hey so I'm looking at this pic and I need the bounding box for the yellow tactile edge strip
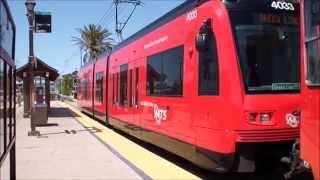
[59,101,201,180]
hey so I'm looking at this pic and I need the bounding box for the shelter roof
[16,57,59,81]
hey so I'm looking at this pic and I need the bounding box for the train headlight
[260,113,272,123]
[248,113,257,122]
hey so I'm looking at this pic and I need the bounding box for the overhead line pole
[115,0,120,40]
[114,0,142,42]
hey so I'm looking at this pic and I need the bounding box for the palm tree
[73,24,113,63]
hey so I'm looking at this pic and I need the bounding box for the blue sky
[9,0,184,74]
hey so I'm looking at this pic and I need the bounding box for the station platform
[15,101,200,179]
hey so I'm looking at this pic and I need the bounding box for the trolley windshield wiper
[305,35,320,43]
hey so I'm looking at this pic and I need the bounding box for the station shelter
[16,58,59,117]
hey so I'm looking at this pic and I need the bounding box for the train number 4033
[271,1,295,11]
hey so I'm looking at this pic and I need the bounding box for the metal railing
[0,0,17,179]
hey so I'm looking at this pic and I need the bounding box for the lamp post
[26,0,39,136]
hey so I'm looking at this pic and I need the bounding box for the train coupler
[281,140,311,179]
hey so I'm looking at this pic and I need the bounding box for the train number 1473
[271,1,295,11]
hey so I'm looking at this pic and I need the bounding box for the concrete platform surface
[61,101,200,180]
[16,101,142,180]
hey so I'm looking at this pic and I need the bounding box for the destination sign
[260,13,298,25]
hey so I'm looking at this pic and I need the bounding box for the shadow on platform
[36,123,59,127]
[49,107,80,118]
[38,127,102,137]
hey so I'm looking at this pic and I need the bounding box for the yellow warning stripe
[59,101,200,180]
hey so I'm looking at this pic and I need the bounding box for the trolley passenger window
[305,0,320,85]
[77,78,81,96]
[95,72,103,103]
[120,64,128,106]
[80,80,83,99]
[135,67,139,106]
[129,69,133,107]
[82,79,84,100]
[147,46,184,96]
[198,29,219,95]
[83,79,88,100]
[112,74,115,104]
[116,73,119,104]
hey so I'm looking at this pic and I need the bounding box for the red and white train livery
[78,0,301,172]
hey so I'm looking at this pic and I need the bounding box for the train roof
[111,0,209,52]
[81,0,209,69]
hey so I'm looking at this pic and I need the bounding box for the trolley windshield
[228,1,300,94]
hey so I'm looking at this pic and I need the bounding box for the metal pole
[26,0,39,136]
[11,69,17,180]
[10,142,16,180]
[26,0,35,114]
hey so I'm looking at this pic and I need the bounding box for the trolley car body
[78,0,301,172]
[301,0,320,179]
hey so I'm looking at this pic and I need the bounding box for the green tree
[72,24,113,63]
[61,74,73,96]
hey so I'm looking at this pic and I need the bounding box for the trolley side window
[305,0,320,85]
[80,80,83,100]
[95,72,103,103]
[112,73,115,104]
[135,67,139,106]
[82,79,85,100]
[77,78,81,96]
[198,30,219,95]
[129,69,133,107]
[116,72,119,104]
[86,79,89,100]
[147,46,184,96]
[83,79,88,100]
[120,64,128,106]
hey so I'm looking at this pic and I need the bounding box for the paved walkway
[62,102,200,180]
[14,100,308,180]
[16,101,142,179]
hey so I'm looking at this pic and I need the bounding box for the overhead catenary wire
[97,2,115,25]
[62,0,183,73]
[61,1,115,74]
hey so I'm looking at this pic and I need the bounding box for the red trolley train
[78,0,301,172]
[301,0,320,179]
